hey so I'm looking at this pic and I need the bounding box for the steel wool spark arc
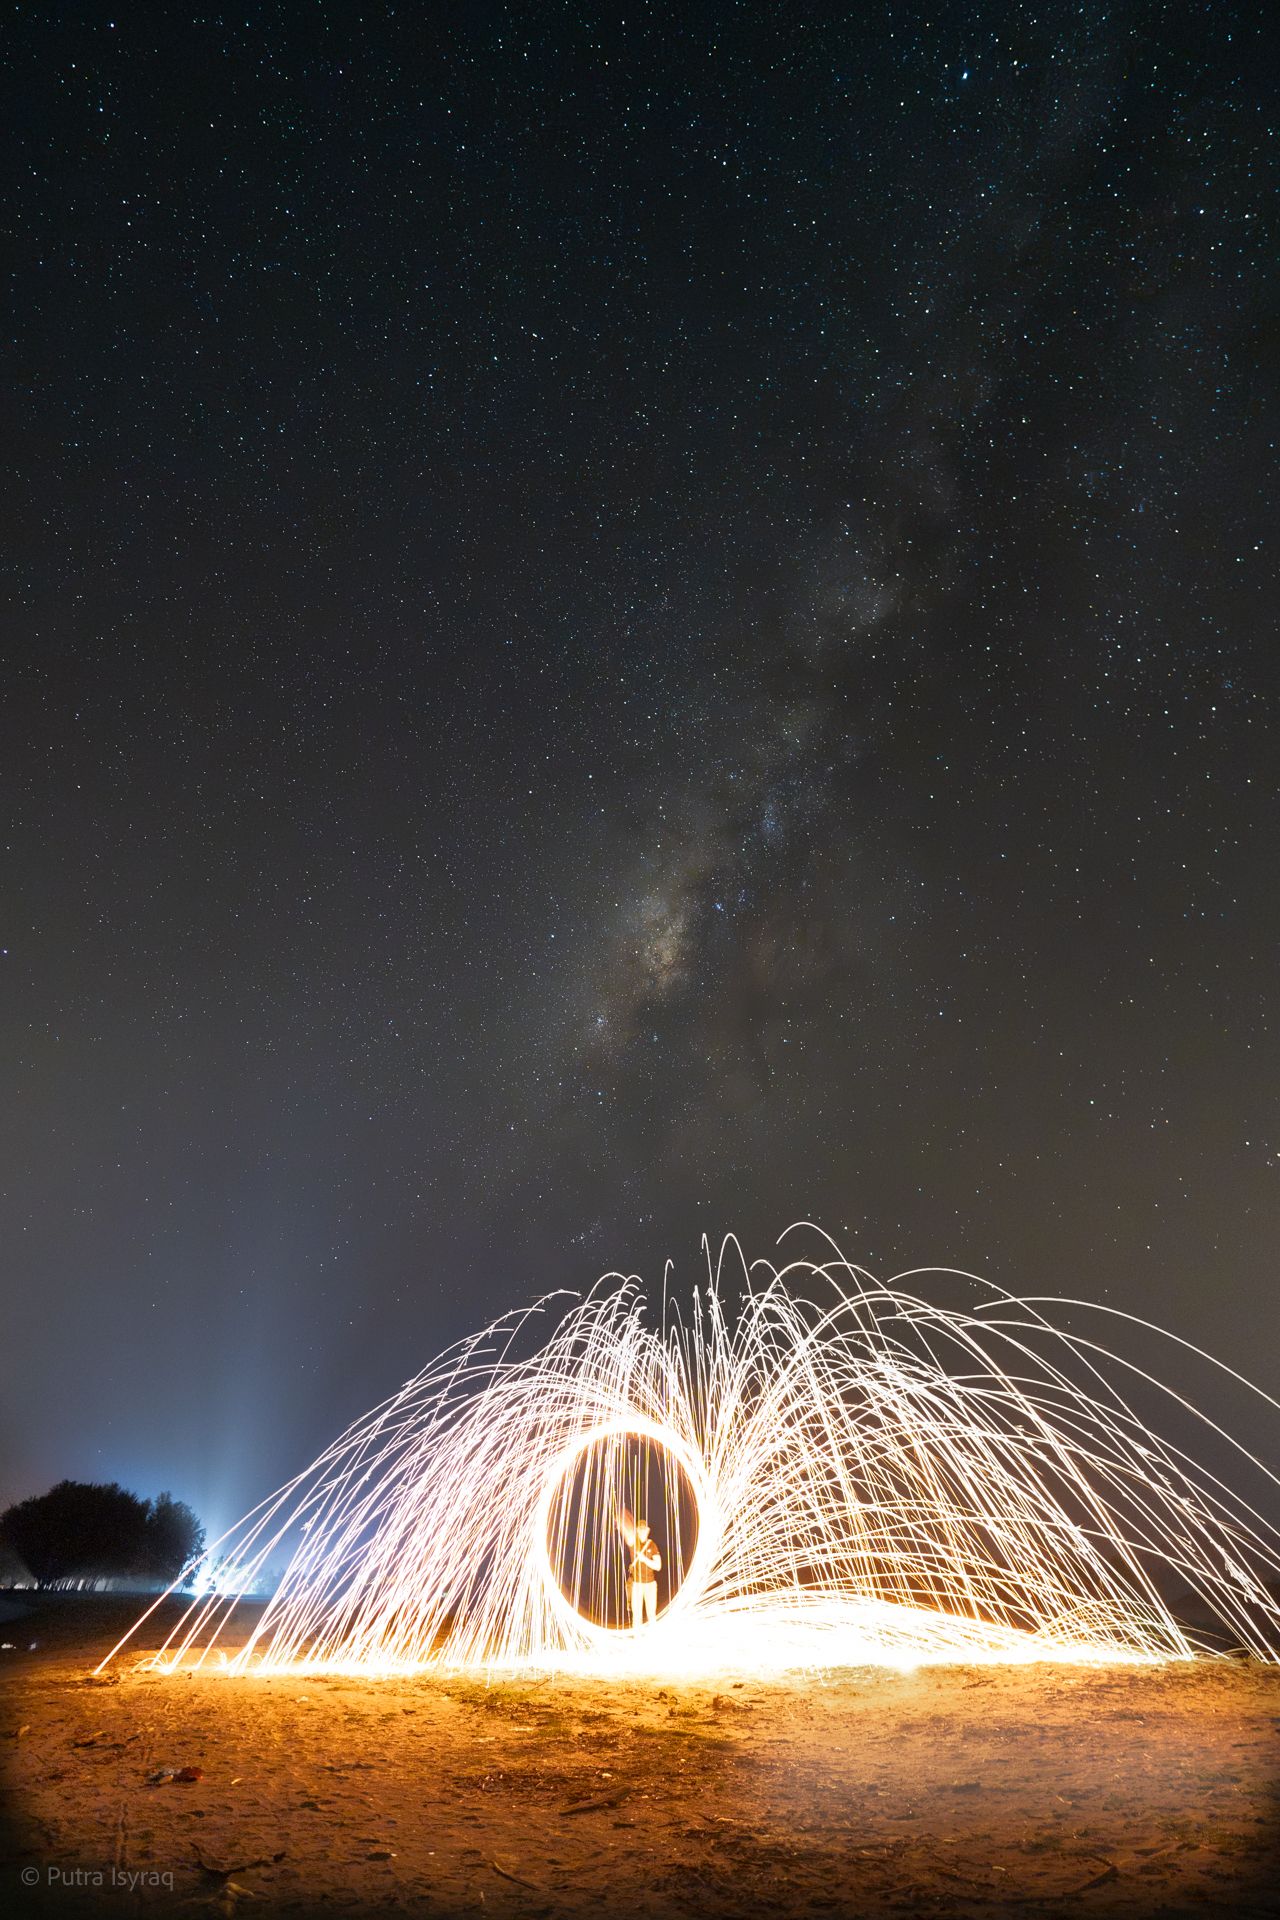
[102,1231,1280,1677]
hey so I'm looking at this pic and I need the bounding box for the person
[628,1519,661,1630]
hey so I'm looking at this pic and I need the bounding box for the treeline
[0,1480,205,1588]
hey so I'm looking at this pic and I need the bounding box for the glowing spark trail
[103,1231,1280,1678]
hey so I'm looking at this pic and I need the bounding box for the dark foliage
[0,1480,205,1587]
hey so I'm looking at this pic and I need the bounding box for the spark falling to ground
[102,1231,1280,1678]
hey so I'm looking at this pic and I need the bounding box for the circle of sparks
[101,1232,1280,1679]
[533,1416,717,1643]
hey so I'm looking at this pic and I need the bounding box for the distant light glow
[100,1231,1280,1679]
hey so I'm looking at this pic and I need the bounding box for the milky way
[3,2,1276,1534]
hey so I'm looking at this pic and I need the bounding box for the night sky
[3,2,1277,1545]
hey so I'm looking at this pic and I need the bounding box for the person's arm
[645,1540,662,1572]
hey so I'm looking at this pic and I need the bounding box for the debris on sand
[8,1605,1280,1917]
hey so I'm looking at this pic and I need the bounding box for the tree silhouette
[142,1491,205,1581]
[0,1481,205,1588]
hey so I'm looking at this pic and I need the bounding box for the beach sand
[2,1596,1278,1916]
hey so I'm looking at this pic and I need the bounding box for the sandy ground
[2,1598,1279,1917]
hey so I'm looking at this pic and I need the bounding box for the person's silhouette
[628,1518,661,1629]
